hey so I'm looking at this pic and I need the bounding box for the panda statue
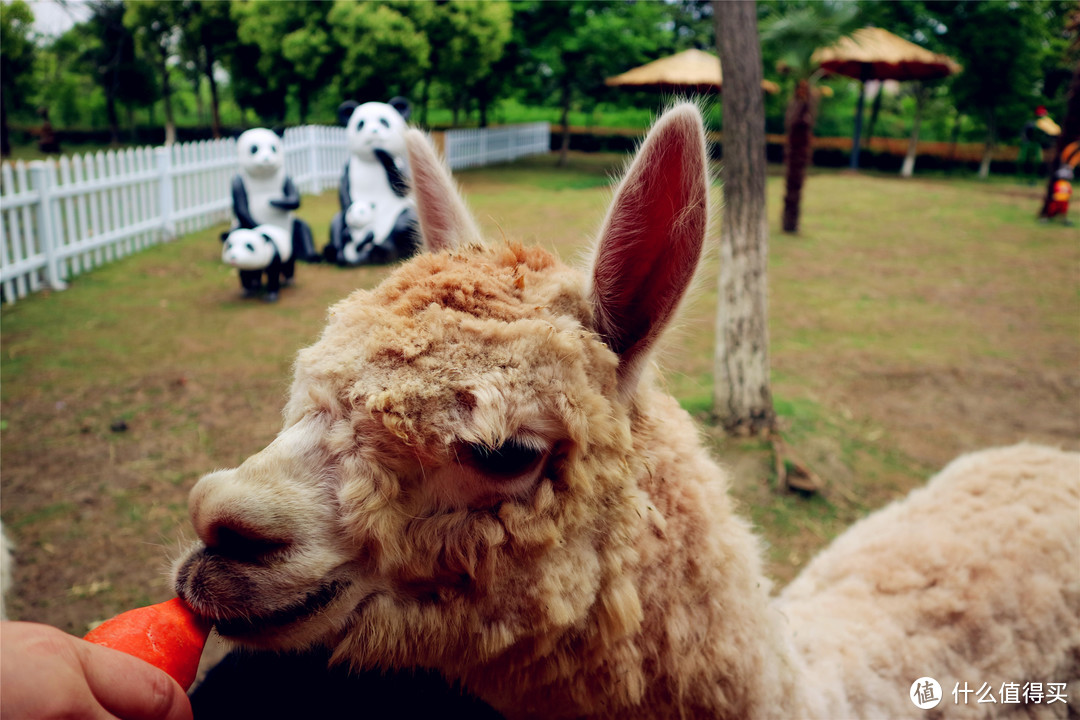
[324,98,420,266]
[221,225,294,302]
[223,127,318,301]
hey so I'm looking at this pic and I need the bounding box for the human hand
[0,621,192,720]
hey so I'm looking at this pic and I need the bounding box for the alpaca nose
[189,469,293,562]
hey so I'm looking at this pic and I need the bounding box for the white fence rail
[444,123,551,170]
[1,122,549,305]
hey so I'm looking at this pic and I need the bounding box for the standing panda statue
[324,98,420,266]
[222,128,318,302]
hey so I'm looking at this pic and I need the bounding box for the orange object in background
[83,597,210,691]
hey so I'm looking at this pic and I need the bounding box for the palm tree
[761,3,859,234]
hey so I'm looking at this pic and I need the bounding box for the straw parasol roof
[606,48,780,94]
[813,27,961,171]
[813,27,961,82]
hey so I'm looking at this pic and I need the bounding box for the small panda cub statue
[342,200,378,266]
[223,128,318,301]
[221,225,293,302]
[325,97,420,266]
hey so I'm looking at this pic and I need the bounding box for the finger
[75,638,193,720]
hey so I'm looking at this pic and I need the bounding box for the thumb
[75,637,193,720]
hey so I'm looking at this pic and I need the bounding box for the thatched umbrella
[605,48,780,95]
[813,27,961,170]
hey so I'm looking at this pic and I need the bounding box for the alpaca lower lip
[175,550,349,637]
[211,579,348,638]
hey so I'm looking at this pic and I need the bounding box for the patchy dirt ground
[2,159,1077,637]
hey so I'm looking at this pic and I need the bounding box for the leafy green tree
[80,1,155,143]
[930,1,1046,178]
[232,0,337,124]
[181,0,238,137]
[327,1,428,106]
[403,1,512,127]
[125,0,185,145]
[1,0,37,156]
[512,0,671,165]
[760,1,859,233]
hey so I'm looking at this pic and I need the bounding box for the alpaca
[174,103,1079,719]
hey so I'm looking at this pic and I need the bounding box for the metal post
[29,160,67,291]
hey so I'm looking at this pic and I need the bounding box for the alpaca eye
[357,120,365,130]
[249,146,258,155]
[467,441,544,479]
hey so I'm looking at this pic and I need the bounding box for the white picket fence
[0,122,550,305]
[444,122,550,170]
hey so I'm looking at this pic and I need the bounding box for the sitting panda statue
[223,127,318,301]
[324,98,420,266]
[221,225,293,302]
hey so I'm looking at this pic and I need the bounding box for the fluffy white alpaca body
[781,443,1079,718]
[175,104,1079,719]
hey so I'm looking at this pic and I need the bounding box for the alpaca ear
[404,129,481,253]
[590,102,708,397]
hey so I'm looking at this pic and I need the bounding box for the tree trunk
[191,70,205,126]
[419,76,431,127]
[205,49,221,139]
[1041,64,1080,217]
[865,80,883,151]
[901,83,926,178]
[978,113,996,179]
[104,66,121,145]
[947,109,962,171]
[558,80,572,167]
[298,89,309,125]
[712,0,776,436]
[782,79,816,233]
[479,102,489,128]
[1,91,10,157]
[160,50,176,147]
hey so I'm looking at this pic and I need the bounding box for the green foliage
[232,0,336,121]
[513,1,669,110]
[1,0,37,121]
[3,0,1074,159]
[759,1,861,82]
[934,1,1046,143]
[400,1,513,124]
[327,1,430,102]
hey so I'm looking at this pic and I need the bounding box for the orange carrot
[83,597,210,691]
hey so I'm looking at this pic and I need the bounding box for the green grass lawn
[2,153,1077,632]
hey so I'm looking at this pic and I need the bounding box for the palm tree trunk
[783,79,816,233]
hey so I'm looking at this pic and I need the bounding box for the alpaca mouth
[175,549,349,638]
[212,580,347,638]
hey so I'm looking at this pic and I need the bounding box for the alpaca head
[175,104,708,678]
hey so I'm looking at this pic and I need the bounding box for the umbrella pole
[850,76,867,170]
